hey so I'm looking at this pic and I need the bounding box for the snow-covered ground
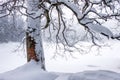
[0,60,120,80]
[1,41,120,73]
[44,40,120,73]
[0,41,120,80]
[0,42,26,73]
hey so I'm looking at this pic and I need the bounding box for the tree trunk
[26,0,45,70]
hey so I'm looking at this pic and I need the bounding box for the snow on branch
[0,0,120,46]
[86,23,113,38]
[50,0,83,19]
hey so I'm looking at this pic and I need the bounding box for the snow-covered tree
[26,0,45,70]
[0,0,120,70]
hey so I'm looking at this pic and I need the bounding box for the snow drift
[0,60,120,80]
[0,60,58,80]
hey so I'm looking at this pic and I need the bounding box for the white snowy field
[0,41,120,73]
[0,60,120,80]
[0,41,120,80]
[0,42,26,73]
[45,40,120,73]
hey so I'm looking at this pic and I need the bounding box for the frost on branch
[89,0,102,3]
[86,23,113,39]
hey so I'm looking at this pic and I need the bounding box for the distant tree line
[0,10,25,43]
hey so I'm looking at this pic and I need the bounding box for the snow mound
[0,60,58,80]
[0,60,120,80]
[69,70,120,80]
[55,70,120,80]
